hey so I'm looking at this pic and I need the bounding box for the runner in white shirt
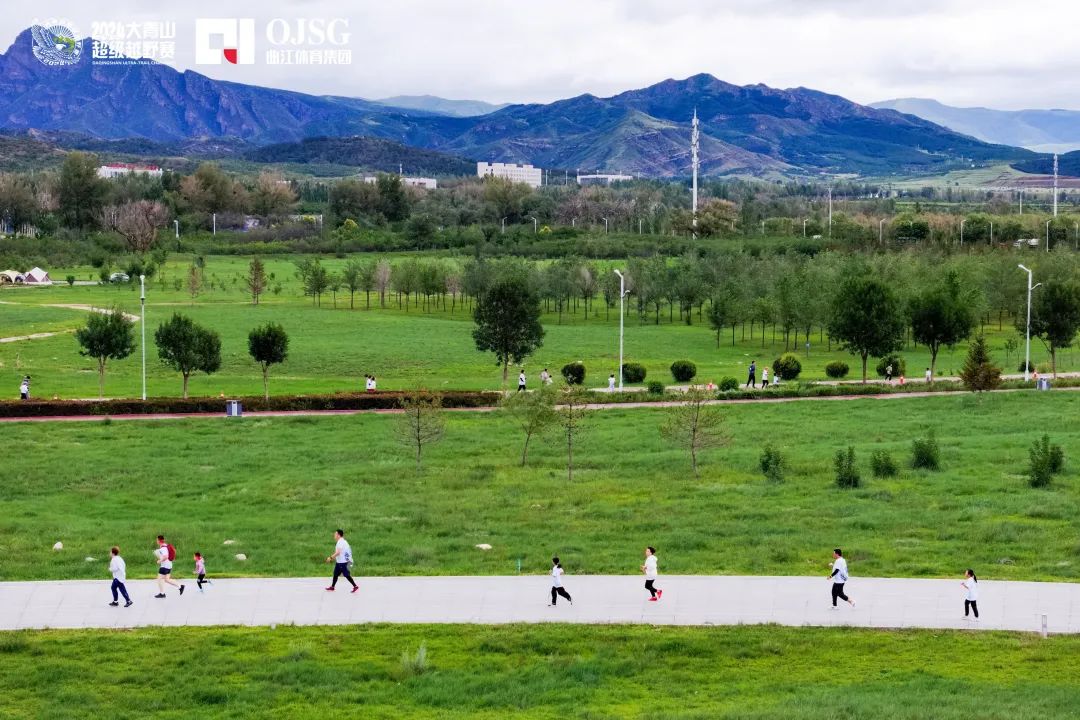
[548,556,573,606]
[642,546,662,601]
[108,546,132,607]
[518,370,527,392]
[154,534,184,599]
[961,569,979,620]
[828,548,854,609]
[608,374,616,392]
[325,529,358,593]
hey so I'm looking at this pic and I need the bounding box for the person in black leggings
[828,548,854,608]
[548,557,572,606]
[961,569,979,620]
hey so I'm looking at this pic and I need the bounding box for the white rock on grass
[84,556,96,562]
[223,539,236,545]
[475,543,492,551]
[235,553,247,561]
[52,541,63,551]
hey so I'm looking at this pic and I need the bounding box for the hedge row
[0,391,501,418]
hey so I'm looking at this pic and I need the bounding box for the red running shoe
[657,590,663,600]
[325,587,335,591]
[351,586,359,594]
[648,597,658,602]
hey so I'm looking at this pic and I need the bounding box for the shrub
[670,360,697,382]
[718,377,739,392]
[759,444,786,483]
[1018,360,1035,373]
[835,446,860,488]
[561,362,586,385]
[772,353,802,380]
[825,361,850,379]
[65,274,76,286]
[911,430,941,470]
[870,449,898,478]
[647,380,665,395]
[960,335,1002,392]
[1029,434,1065,488]
[621,362,647,384]
[399,643,430,677]
[875,354,906,378]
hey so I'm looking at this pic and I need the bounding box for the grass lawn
[2,624,1079,719]
[2,392,1078,582]
[1,253,1070,398]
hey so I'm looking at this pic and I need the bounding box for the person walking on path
[154,535,184,599]
[746,362,757,389]
[925,367,932,383]
[518,369,527,392]
[108,546,132,607]
[761,367,769,387]
[548,557,573,606]
[19,375,30,400]
[608,374,616,392]
[540,368,550,385]
[961,569,979,621]
[885,364,894,383]
[194,552,210,592]
[642,546,662,601]
[325,529,358,593]
[828,548,854,609]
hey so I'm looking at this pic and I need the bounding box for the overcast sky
[11,1,1080,110]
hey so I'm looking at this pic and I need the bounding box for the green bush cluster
[1029,434,1065,488]
[561,362,586,385]
[876,354,906,378]
[759,444,786,483]
[718,377,740,392]
[870,450,898,478]
[771,353,802,380]
[835,446,860,488]
[670,360,697,382]
[911,431,941,470]
[647,380,666,395]
[824,361,850,379]
[621,362,647,384]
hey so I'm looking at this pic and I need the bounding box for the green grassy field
[2,392,1077,582]
[2,624,1079,719]
[1,254,1067,399]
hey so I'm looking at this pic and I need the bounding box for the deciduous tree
[74,307,136,399]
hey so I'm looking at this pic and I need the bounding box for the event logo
[30,21,82,66]
[195,18,255,65]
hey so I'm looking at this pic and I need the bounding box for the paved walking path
[1,575,1076,634]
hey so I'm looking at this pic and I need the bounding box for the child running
[548,556,573,606]
[961,569,979,621]
[827,548,854,609]
[108,546,132,607]
[194,552,210,592]
[642,546,662,601]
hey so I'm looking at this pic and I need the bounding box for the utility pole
[1053,154,1059,217]
[691,108,699,239]
[1018,264,1040,383]
[140,275,146,401]
[613,270,626,391]
[827,187,833,237]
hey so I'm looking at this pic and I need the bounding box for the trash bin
[226,400,243,417]
[1037,379,1051,391]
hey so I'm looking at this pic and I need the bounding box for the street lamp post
[960,218,966,247]
[761,219,765,235]
[602,217,609,234]
[212,213,216,236]
[802,218,808,237]
[613,269,626,392]
[1046,219,1051,253]
[879,218,885,244]
[501,216,508,234]
[1018,264,1041,383]
[174,219,179,239]
[139,274,147,401]
[528,216,537,234]
[989,221,993,245]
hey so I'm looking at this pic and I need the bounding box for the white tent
[0,270,24,284]
[23,267,51,285]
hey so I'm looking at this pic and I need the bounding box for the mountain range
[0,27,1038,177]
[376,95,508,117]
[872,98,1080,154]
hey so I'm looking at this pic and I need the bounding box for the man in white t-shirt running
[325,529,359,593]
[828,548,854,609]
[154,535,184,599]
[642,546,662,601]
[518,370,527,392]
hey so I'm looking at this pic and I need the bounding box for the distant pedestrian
[925,367,932,383]
[325,528,358,593]
[961,569,979,621]
[154,535,184,599]
[761,367,769,387]
[542,368,553,385]
[108,546,132,607]
[194,552,210,592]
[19,375,30,400]
[772,371,779,387]
[828,548,853,609]
[365,375,377,392]
[746,361,757,389]
[642,546,662,601]
[548,556,573,606]
[518,370,527,392]
[885,364,894,383]
[608,374,616,392]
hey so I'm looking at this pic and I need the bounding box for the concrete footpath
[1,575,1077,634]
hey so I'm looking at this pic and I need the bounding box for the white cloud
[8,0,1080,109]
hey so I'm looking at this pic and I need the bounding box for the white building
[362,175,437,190]
[97,163,164,179]
[577,173,634,186]
[477,162,542,188]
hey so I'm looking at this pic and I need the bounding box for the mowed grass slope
[2,392,1078,582]
[2,624,1080,719]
